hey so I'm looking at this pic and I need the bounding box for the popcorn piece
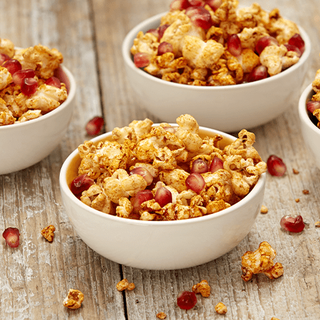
[259,44,287,76]
[215,302,227,315]
[292,168,299,174]
[260,205,268,214]
[41,225,55,242]
[0,98,15,125]
[302,189,309,195]
[241,241,284,281]
[237,48,260,74]
[312,69,320,93]
[130,31,159,57]
[238,26,269,51]
[116,197,133,218]
[18,110,41,122]
[0,38,15,58]
[0,66,13,91]
[156,312,167,319]
[192,280,211,297]
[63,289,84,310]
[116,279,135,291]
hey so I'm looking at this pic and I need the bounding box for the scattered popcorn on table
[315,221,320,228]
[63,289,84,310]
[156,312,167,319]
[292,168,299,174]
[302,189,309,195]
[241,241,284,282]
[215,302,227,314]
[0,39,67,126]
[116,279,135,291]
[130,0,305,86]
[41,225,55,242]
[192,280,211,297]
[260,205,268,214]
[70,114,266,221]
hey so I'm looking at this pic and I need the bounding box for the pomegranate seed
[284,44,302,57]
[146,28,160,39]
[288,33,305,54]
[170,0,190,10]
[177,291,197,310]
[21,78,38,96]
[155,186,172,207]
[189,0,204,6]
[85,116,104,136]
[307,101,320,113]
[191,159,208,173]
[247,65,268,82]
[185,6,212,29]
[45,76,61,88]
[280,215,305,233]
[132,190,154,213]
[185,172,205,193]
[0,53,10,66]
[205,0,222,11]
[2,59,22,75]
[267,155,287,177]
[158,42,173,55]
[209,156,224,172]
[2,227,20,248]
[158,25,170,40]
[255,36,278,55]
[227,34,242,57]
[12,69,36,86]
[70,174,94,196]
[130,167,154,186]
[133,52,150,68]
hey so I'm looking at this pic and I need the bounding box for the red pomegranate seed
[70,174,94,196]
[247,65,268,82]
[132,189,154,213]
[307,101,320,113]
[209,156,224,172]
[288,33,305,54]
[186,172,205,193]
[170,0,190,10]
[45,76,61,88]
[85,116,104,136]
[158,24,170,40]
[155,186,172,207]
[191,159,208,174]
[2,227,20,248]
[227,34,242,57]
[267,155,287,177]
[130,167,154,186]
[185,6,212,29]
[2,59,22,75]
[255,36,278,55]
[205,0,222,11]
[177,291,197,310]
[146,28,160,39]
[21,78,38,96]
[133,52,150,68]
[189,0,204,6]
[0,53,10,66]
[280,215,305,233]
[158,42,173,55]
[284,44,302,57]
[12,69,36,86]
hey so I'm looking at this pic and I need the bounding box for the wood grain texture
[1,0,320,319]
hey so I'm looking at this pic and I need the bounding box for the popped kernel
[156,312,167,319]
[71,114,266,221]
[295,198,300,203]
[315,221,320,228]
[292,168,299,174]
[116,279,129,291]
[260,205,268,214]
[241,241,284,282]
[302,189,309,195]
[215,302,227,314]
[192,280,211,297]
[41,225,55,242]
[63,289,84,310]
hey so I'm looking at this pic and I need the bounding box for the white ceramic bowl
[0,66,76,175]
[122,12,311,132]
[59,126,266,270]
[299,84,320,170]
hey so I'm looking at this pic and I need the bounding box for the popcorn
[0,40,67,126]
[241,241,284,282]
[71,114,266,221]
[215,302,228,314]
[63,289,84,309]
[130,1,304,86]
[116,279,135,291]
[41,225,55,242]
[192,280,211,297]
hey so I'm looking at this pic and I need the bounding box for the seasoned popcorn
[63,289,84,310]
[72,114,266,221]
[41,225,55,242]
[156,312,167,319]
[309,68,320,128]
[192,280,211,297]
[0,40,67,126]
[116,279,135,291]
[215,302,227,314]
[241,241,284,282]
[130,0,304,86]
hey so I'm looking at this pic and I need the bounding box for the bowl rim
[299,83,320,136]
[122,11,311,91]
[0,65,76,131]
[59,125,266,227]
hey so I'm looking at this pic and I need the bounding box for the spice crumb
[302,189,309,195]
[295,198,300,203]
[292,168,299,174]
[260,205,268,214]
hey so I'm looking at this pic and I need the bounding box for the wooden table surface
[1,0,320,319]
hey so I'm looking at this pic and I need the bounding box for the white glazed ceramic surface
[122,12,311,133]
[59,127,266,270]
[0,66,76,175]
[299,84,320,170]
